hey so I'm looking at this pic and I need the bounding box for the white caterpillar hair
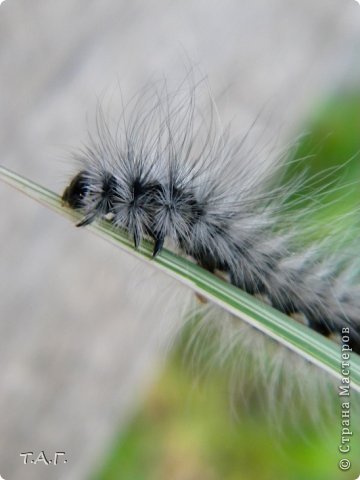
[62,78,360,394]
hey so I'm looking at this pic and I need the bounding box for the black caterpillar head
[62,170,117,227]
[62,170,90,210]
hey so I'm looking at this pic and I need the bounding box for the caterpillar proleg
[62,80,360,360]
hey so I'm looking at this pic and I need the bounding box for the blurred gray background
[1,1,360,479]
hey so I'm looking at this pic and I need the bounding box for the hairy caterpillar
[62,81,360,357]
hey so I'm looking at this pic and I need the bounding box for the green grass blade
[1,165,359,392]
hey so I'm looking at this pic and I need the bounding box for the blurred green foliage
[95,93,360,480]
[287,93,360,237]
[97,360,360,480]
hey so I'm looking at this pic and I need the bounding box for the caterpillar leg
[152,236,165,257]
[76,212,98,227]
[133,230,141,249]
